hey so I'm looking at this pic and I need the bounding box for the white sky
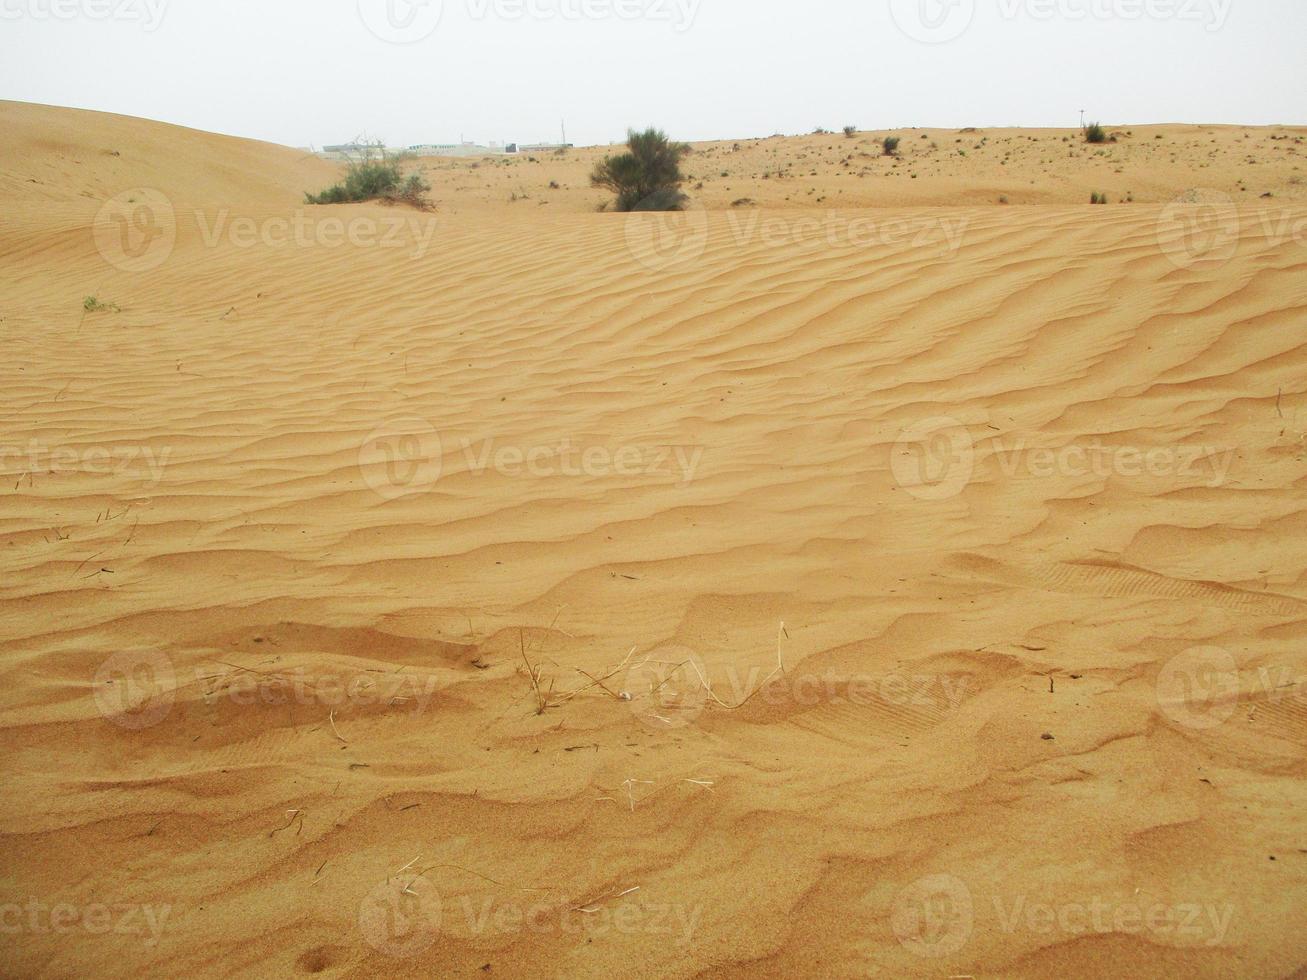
[1,0,1303,149]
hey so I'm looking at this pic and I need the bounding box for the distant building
[515,143,573,154]
[407,142,506,158]
[316,139,575,161]
[317,143,387,162]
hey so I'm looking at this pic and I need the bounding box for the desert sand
[1,100,1305,978]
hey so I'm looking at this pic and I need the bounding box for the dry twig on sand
[406,862,553,897]
[574,886,640,913]
[517,620,789,720]
[687,622,789,710]
[623,778,655,812]
[551,647,642,706]
[269,809,304,837]
[520,629,550,715]
[518,638,644,715]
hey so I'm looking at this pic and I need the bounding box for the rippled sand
[2,101,1305,978]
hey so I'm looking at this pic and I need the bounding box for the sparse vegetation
[83,296,119,313]
[1090,191,1108,205]
[1085,122,1108,144]
[590,128,691,212]
[843,126,858,138]
[882,136,901,156]
[305,144,432,208]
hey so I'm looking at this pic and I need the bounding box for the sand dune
[1,103,1305,978]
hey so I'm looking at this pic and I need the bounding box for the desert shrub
[591,128,691,212]
[306,145,431,208]
[630,187,689,211]
[883,136,901,156]
[345,157,403,199]
[307,184,350,205]
[1085,122,1107,144]
[1090,191,1108,204]
[843,126,858,138]
[396,172,432,206]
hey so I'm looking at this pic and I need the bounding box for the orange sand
[1,100,1305,978]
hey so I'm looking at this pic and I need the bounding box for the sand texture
[1,101,1306,978]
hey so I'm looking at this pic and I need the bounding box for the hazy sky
[2,0,1303,149]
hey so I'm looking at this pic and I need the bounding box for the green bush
[306,184,350,205]
[1085,122,1108,144]
[306,145,432,208]
[883,136,901,156]
[591,128,691,212]
[396,172,432,207]
[1090,191,1108,205]
[843,126,857,138]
